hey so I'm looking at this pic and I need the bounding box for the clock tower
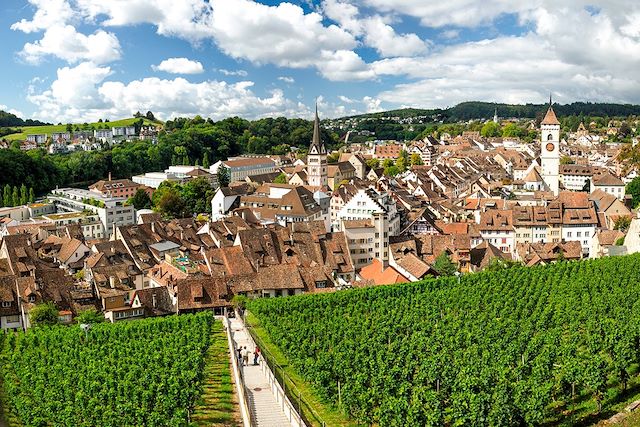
[540,97,560,195]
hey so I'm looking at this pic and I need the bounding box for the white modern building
[49,188,135,233]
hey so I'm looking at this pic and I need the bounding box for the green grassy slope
[2,117,161,141]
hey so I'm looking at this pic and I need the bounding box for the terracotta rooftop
[541,106,560,126]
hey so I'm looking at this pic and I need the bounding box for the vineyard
[0,312,226,427]
[248,254,640,426]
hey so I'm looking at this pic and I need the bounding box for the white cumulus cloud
[19,25,121,64]
[152,57,204,74]
[27,62,314,122]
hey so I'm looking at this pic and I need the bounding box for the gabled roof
[359,259,408,286]
[593,173,624,187]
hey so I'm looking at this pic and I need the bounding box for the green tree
[145,111,155,121]
[614,216,631,232]
[274,173,287,184]
[366,158,380,169]
[11,185,19,207]
[410,153,424,166]
[2,184,11,207]
[75,309,105,324]
[626,177,640,208]
[127,188,152,210]
[327,152,340,164]
[481,121,502,137]
[30,302,59,327]
[202,152,210,169]
[19,184,28,205]
[181,177,215,214]
[217,165,230,188]
[560,156,574,165]
[28,187,35,203]
[396,156,407,172]
[157,190,188,219]
[65,123,73,132]
[433,252,457,276]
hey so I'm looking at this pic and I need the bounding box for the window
[1,301,10,308]
[567,232,572,237]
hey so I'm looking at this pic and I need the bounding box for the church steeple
[307,102,328,188]
[541,95,560,126]
[309,103,326,155]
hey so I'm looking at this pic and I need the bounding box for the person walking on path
[236,347,243,366]
[253,346,261,365]
[242,346,249,366]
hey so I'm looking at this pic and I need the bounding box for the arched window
[547,133,553,141]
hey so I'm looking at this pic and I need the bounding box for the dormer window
[1,301,10,308]
[28,295,36,303]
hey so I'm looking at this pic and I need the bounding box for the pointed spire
[541,94,560,126]
[310,100,325,154]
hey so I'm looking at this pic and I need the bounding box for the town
[0,99,638,333]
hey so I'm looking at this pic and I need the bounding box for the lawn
[192,321,241,426]
[2,117,160,141]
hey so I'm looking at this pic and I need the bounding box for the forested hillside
[0,110,48,127]
[0,115,338,194]
[343,101,640,122]
[249,254,640,426]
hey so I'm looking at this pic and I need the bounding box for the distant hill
[0,116,162,141]
[0,110,49,127]
[338,101,640,122]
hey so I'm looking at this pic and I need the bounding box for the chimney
[108,171,112,181]
[152,293,157,308]
[109,276,115,289]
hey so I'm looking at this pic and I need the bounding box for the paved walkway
[229,317,292,427]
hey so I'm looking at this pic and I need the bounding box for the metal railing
[223,317,253,427]
[243,313,328,427]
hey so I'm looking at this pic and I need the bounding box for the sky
[1,0,639,123]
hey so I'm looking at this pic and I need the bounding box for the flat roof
[149,241,180,252]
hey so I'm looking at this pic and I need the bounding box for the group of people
[237,345,261,366]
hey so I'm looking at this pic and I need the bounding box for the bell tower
[307,103,328,188]
[540,95,560,195]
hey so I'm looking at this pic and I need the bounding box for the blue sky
[1,0,639,123]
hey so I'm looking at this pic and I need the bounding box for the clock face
[546,142,555,152]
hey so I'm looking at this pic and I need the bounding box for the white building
[540,102,560,196]
[41,211,105,240]
[94,129,113,142]
[132,172,180,189]
[560,164,593,191]
[335,188,400,265]
[49,188,135,233]
[210,186,246,220]
[51,132,71,142]
[26,134,47,144]
[593,173,626,201]
[212,158,277,183]
[112,126,136,138]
